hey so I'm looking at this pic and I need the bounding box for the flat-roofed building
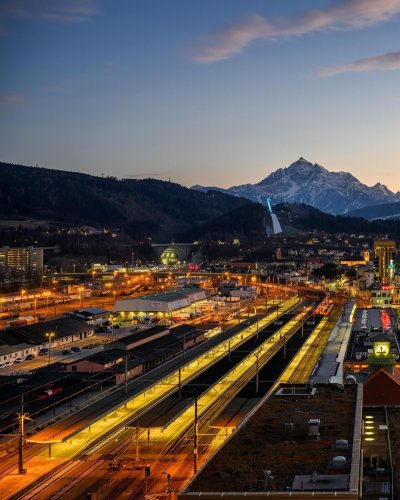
[371,285,393,308]
[113,289,208,319]
[344,307,400,376]
[180,384,362,498]
[374,240,396,284]
[0,246,44,273]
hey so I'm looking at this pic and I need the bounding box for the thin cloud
[317,50,400,76]
[0,92,25,109]
[191,0,400,63]
[0,0,98,36]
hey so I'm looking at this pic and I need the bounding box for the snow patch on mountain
[192,158,400,215]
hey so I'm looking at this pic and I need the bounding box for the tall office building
[0,246,44,273]
[373,240,396,284]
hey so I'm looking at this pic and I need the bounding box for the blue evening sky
[1,0,399,190]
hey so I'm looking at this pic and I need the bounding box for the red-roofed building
[363,368,400,406]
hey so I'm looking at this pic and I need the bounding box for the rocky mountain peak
[192,158,400,215]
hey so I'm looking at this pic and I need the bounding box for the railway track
[8,299,310,499]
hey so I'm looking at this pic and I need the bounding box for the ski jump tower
[265,194,282,235]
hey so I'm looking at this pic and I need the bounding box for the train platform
[26,306,285,445]
[310,300,355,384]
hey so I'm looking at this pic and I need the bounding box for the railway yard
[0,272,366,498]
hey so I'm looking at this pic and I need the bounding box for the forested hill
[0,162,259,240]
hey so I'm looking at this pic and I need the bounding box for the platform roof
[128,397,192,429]
[25,315,261,444]
[210,397,260,429]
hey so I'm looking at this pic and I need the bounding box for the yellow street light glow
[365,425,374,430]
[365,431,374,435]
[365,437,375,441]
[365,415,374,419]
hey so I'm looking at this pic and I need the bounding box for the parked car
[36,386,63,401]
[70,346,81,353]
[62,349,72,356]
[0,363,7,370]
[39,348,49,356]
[14,356,26,363]
[25,354,36,360]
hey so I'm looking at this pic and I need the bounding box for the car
[62,349,72,356]
[0,363,7,370]
[14,357,26,363]
[25,354,36,360]
[4,361,14,367]
[39,348,49,356]
[70,346,81,353]
[36,386,63,401]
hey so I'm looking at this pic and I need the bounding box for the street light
[162,472,171,496]
[78,286,84,308]
[43,291,50,313]
[255,352,260,393]
[301,306,306,338]
[45,332,55,365]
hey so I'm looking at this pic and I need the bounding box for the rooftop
[1,317,92,346]
[109,325,169,346]
[187,384,360,494]
[345,308,399,362]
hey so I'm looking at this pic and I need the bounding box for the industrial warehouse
[113,288,209,320]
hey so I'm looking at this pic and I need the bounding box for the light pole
[110,314,114,340]
[255,353,259,393]
[183,334,187,359]
[162,472,171,497]
[301,306,305,338]
[19,289,26,312]
[193,397,198,475]
[79,287,83,308]
[46,332,55,365]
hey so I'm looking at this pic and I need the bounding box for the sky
[0,0,400,191]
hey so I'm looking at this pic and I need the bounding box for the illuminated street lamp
[45,332,56,365]
[254,348,262,394]
[78,286,84,308]
[43,291,50,312]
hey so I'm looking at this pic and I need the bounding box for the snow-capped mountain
[192,157,400,215]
